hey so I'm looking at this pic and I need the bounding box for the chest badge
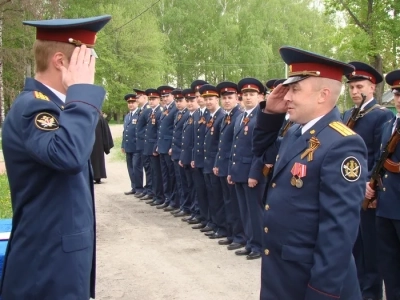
[290,162,306,188]
[341,156,361,182]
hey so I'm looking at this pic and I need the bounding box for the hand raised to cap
[264,84,289,114]
[61,45,96,89]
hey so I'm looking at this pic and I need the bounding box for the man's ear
[52,52,66,70]
[318,87,331,104]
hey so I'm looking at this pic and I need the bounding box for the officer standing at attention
[133,88,154,200]
[342,61,392,300]
[253,46,367,299]
[214,81,245,248]
[228,77,266,260]
[366,69,400,300]
[143,89,164,206]
[180,88,201,224]
[200,84,227,239]
[0,15,111,300]
[169,89,191,216]
[190,80,212,231]
[156,86,178,210]
[122,94,144,196]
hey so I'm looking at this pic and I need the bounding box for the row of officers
[121,51,400,300]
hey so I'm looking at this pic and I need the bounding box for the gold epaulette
[33,91,49,101]
[329,121,355,137]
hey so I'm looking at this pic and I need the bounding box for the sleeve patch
[329,121,355,136]
[33,91,49,101]
[34,113,59,131]
[341,156,361,182]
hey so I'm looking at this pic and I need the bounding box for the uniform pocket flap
[281,245,313,264]
[62,230,92,253]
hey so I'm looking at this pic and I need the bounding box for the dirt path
[94,125,261,300]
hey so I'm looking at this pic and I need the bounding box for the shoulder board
[33,91,49,101]
[329,121,355,137]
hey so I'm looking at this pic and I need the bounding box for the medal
[295,178,303,188]
[211,127,214,135]
[244,125,248,135]
[290,162,306,188]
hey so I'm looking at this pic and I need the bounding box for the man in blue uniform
[228,78,266,260]
[143,89,164,206]
[179,88,201,224]
[366,69,400,300]
[190,80,213,230]
[169,89,191,216]
[122,93,144,196]
[134,89,154,200]
[0,15,111,300]
[253,46,367,299]
[342,61,392,300]
[213,81,245,247]
[156,86,178,210]
[200,84,227,239]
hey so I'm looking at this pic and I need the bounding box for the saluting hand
[264,84,289,114]
[61,45,96,89]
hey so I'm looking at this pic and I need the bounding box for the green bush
[0,174,12,219]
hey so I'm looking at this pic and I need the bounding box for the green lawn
[0,174,12,219]
[111,137,125,162]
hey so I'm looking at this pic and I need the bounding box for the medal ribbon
[300,136,320,161]
[290,162,307,178]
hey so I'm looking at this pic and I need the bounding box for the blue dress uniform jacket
[171,109,189,161]
[203,108,225,174]
[255,108,367,300]
[343,99,393,176]
[192,109,209,168]
[215,105,241,177]
[180,112,196,165]
[136,104,151,152]
[377,117,400,220]
[121,109,140,153]
[143,106,162,156]
[229,107,265,183]
[0,78,105,300]
[157,101,178,154]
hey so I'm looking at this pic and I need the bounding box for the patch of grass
[0,174,12,219]
[111,137,125,162]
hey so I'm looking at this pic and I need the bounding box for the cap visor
[283,76,309,86]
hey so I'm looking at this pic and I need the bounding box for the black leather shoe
[164,206,177,212]
[182,215,194,222]
[200,226,213,232]
[209,233,226,239]
[134,192,144,197]
[246,252,261,260]
[174,211,190,217]
[150,201,162,206]
[145,199,155,204]
[192,224,206,229]
[124,190,135,195]
[227,243,244,250]
[235,249,251,256]
[170,209,182,215]
[187,218,201,225]
[204,232,215,237]
[136,193,147,198]
[218,239,232,246]
[142,195,153,200]
[156,203,168,209]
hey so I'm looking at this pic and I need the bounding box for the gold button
[383,187,386,191]
[204,150,207,152]
[385,174,388,178]
[265,204,270,210]
[234,145,236,148]
[236,137,238,139]
[61,105,64,110]
[264,227,269,233]
[264,249,270,255]
[219,156,221,158]
[271,183,276,188]
[233,162,235,165]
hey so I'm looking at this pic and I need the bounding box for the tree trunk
[372,54,383,104]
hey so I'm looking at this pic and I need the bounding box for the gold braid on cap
[288,70,321,77]
[68,38,95,48]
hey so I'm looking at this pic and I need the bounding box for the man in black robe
[91,113,114,183]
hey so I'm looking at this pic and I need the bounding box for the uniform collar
[43,84,66,103]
